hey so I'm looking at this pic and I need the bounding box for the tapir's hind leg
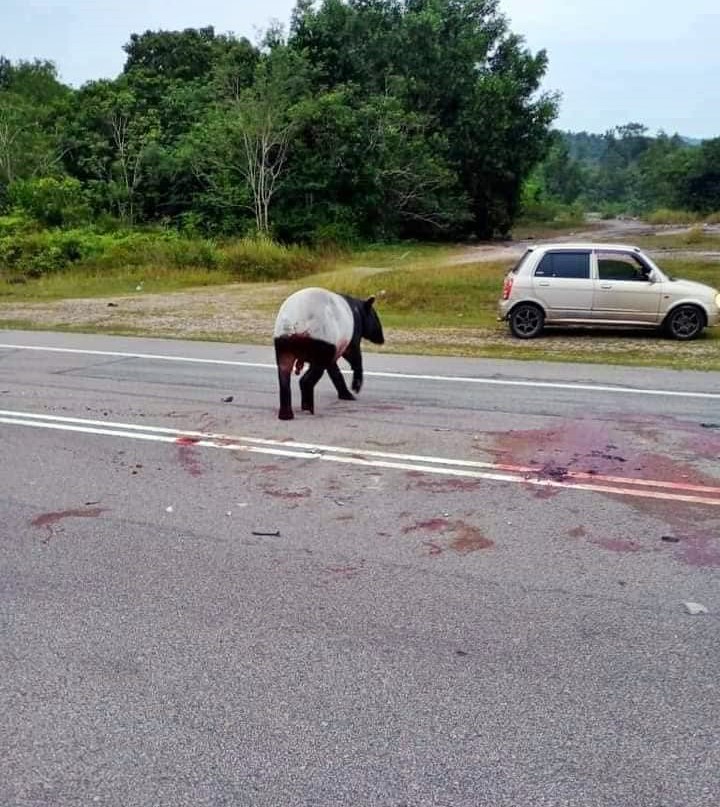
[275,343,295,420]
[299,364,325,414]
[327,363,355,401]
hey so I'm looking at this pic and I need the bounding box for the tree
[63,80,158,223]
[288,0,558,238]
[683,138,720,212]
[0,59,70,184]
[275,87,469,241]
[187,47,310,235]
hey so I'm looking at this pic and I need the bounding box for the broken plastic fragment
[683,601,708,615]
[165,506,174,513]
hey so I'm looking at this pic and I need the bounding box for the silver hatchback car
[498,243,720,339]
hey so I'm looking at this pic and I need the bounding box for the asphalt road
[1,330,719,807]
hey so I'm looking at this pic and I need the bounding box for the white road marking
[2,409,720,507]
[1,342,718,399]
[3,408,720,496]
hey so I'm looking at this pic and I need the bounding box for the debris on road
[252,530,281,537]
[683,601,709,615]
[107,302,118,307]
[165,506,174,513]
[222,396,234,403]
[661,535,680,543]
[700,422,719,429]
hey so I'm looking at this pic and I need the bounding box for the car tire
[509,303,545,339]
[664,305,705,340]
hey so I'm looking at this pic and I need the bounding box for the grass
[620,229,720,253]
[1,226,719,373]
[0,264,237,301]
[325,260,508,329]
[511,221,601,240]
[645,209,702,225]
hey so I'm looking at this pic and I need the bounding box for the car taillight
[502,276,514,300]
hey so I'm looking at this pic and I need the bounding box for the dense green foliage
[527,123,720,219]
[0,1,558,246]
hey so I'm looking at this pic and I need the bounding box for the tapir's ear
[365,296,376,308]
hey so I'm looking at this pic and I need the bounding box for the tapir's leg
[299,364,325,414]
[327,363,355,401]
[275,346,295,420]
[344,345,364,393]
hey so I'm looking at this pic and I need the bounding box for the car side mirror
[646,270,658,283]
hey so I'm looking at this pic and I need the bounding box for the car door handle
[600,284,613,289]
[538,281,550,286]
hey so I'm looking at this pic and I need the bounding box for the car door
[531,250,593,320]
[591,250,663,323]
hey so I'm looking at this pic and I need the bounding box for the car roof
[526,242,644,253]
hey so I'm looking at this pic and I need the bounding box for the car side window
[534,252,590,279]
[597,252,650,281]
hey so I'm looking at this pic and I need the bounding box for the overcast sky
[2,0,718,138]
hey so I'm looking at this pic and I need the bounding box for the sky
[1,0,719,138]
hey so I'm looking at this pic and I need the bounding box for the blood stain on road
[30,507,107,543]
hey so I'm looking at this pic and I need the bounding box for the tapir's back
[273,288,354,349]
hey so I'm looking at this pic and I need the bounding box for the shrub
[219,236,318,281]
[683,226,706,244]
[646,209,701,225]
[9,177,91,227]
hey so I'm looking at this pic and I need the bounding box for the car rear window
[535,251,590,279]
[510,248,533,274]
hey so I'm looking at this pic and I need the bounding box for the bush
[518,194,585,227]
[9,177,91,227]
[0,226,220,280]
[0,229,91,278]
[645,209,701,225]
[0,223,326,284]
[0,213,38,236]
[683,226,706,244]
[219,236,318,281]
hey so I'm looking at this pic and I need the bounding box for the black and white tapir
[273,287,385,420]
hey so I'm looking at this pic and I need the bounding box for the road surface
[1,330,719,807]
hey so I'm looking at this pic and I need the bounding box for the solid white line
[0,416,322,460]
[2,412,720,507]
[1,342,718,399]
[4,408,720,495]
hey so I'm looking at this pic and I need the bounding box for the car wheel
[665,305,705,340]
[509,303,545,339]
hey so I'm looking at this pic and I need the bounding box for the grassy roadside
[1,229,719,372]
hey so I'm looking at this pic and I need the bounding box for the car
[497,242,720,340]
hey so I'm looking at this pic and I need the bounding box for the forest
[1,0,719,287]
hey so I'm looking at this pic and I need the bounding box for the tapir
[273,287,385,420]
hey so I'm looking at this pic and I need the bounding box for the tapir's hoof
[301,403,314,414]
[338,391,356,401]
[352,384,362,394]
[278,409,294,420]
